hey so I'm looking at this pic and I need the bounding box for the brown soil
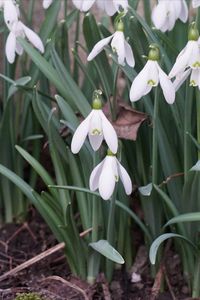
[0,209,191,300]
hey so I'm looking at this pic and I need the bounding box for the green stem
[152,87,159,185]
[106,187,117,281]
[196,89,200,159]
[184,85,193,181]
[192,252,200,297]
[87,153,100,284]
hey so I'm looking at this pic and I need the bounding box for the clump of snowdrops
[1,0,200,297]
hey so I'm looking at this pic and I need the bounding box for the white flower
[72,0,128,15]
[71,109,118,154]
[5,20,44,64]
[89,153,132,200]
[152,0,188,32]
[193,0,200,8]
[43,0,53,9]
[87,30,135,67]
[130,60,175,104]
[169,40,200,79]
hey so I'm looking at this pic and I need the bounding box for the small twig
[163,266,177,300]
[150,264,164,300]
[79,227,93,237]
[158,172,184,188]
[6,222,36,245]
[0,242,65,282]
[42,275,89,300]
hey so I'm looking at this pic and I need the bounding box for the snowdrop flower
[169,24,200,89]
[71,91,118,154]
[43,0,53,9]
[193,0,200,8]
[88,20,135,67]
[5,20,44,64]
[130,45,175,104]
[152,0,188,32]
[72,0,128,15]
[89,149,132,200]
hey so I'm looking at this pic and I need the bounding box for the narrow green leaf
[165,213,200,227]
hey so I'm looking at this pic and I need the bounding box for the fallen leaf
[103,100,148,141]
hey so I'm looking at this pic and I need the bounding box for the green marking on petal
[115,175,119,182]
[92,129,102,135]
[192,62,200,68]
[190,80,197,86]
[148,79,156,86]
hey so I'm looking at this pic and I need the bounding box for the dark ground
[0,208,193,300]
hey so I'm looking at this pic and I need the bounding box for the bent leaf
[90,240,124,264]
[149,233,196,265]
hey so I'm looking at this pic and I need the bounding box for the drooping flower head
[152,0,188,32]
[72,0,128,16]
[169,22,200,90]
[88,13,135,67]
[130,44,175,104]
[5,20,44,64]
[89,149,132,200]
[71,90,118,154]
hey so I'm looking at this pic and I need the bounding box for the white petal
[111,31,125,65]
[158,65,175,104]
[15,41,23,56]
[117,160,132,195]
[99,110,118,154]
[99,157,116,200]
[188,41,200,69]
[124,40,135,67]
[179,0,188,23]
[72,0,95,11]
[130,60,158,102]
[89,159,105,191]
[169,42,193,78]
[173,69,191,91]
[5,32,16,64]
[104,0,116,16]
[151,1,168,32]
[193,0,200,8]
[43,0,53,9]
[4,0,18,30]
[88,134,103,151]
[87,35,113,61]
[71,112,92,154]
[21,22,44,53]
[190,69,199,87]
